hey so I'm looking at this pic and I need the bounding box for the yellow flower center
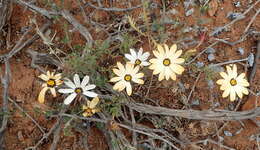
[75,88,83,94]
[47,79,56,87]
[124,74,132,81]
[135,59,141,65]
[163,58,171,66]
[84,107,93,117]
[230,78,237,86]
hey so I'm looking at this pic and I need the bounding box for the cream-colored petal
[110,77,122,82]
[158,69,165,81]
[170,44,177,53]
[132,78,144,84]
[132,65,140,74]
[170,64,184,75]
[125,82,132,96]
[38,87,49,103]
[83,105,88,110]
[50,72,55,77]
[117,62,125,71]
[234,86,243,99]
[173,50,182,59]
[220,82,230,91]
[163,44,170,54]
[237,78,250,87]
[50,88,57,97]
[236,73,245,80]
[113,68,124,77]
[149,58,158,64]
[38,74,49,81]
[54,73,62,79]
[222,88,230,98]
[220,72,229,79]
[153,51,161,58]
[216,79,225,85]
[174,58,185,64]
[126,63,135,73]
[157,44,165,56]
[226,66,233,76]
[229,88,236,101]
[170,73,176,80]
[113,81,126,91]
[164,68,172,80]
[241,87,249,95]
[56,80,63,86]
[135,73,144,78]
[89,97,99,109]
[47,71,51,77]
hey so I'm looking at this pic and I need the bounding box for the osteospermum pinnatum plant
[38,71,63,103]
[216,64,249,101]
[124,48,150,67]
[58,74,98,105]
[149,44,185,81]
[110,62,144,96]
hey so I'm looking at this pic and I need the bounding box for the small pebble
[17,131,24,141]
[214,102,220,107]
[185,8,194,16]
[237,47,244,55]
[168,8,179,15]
[207,54,215,61]
[228,103,235,110]
[248,53,254,67]
[227,12,244,20]
[234,1,241,7]
[182,27,193,33]
[218,136,224,142]
[191,99,200,106]
[207,80,214,89]
[224,130,233,137]
[196,61,204,68]
[205,47,216,54]
[177,82,186,92]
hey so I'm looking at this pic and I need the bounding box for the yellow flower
[110,62,144,96]
[82,97,100,117]
[149,44,185,81]
[38,71,63,103]
[216,64,249,101]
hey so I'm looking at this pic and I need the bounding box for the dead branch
[8,98,45,134]
[244,9,260,34]
[249,40,260,83]
[60,10,93,47]
[85,2,142,12]
[0,0,10,31]
[0,60,11,149]
[128,102,260,121]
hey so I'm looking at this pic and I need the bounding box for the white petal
[83,91,98,98]
[137,48,143,57]
[125,54,135,61]
[170,44,177,53]
[234,86,243,99]
[83,84,96,91]
[58,88,74,94]
[232,64,238,78]
[141,61,150,66]
[38,74,49,81]
[81,75,90,87]
[222,88,230,98]
[64,79,76,89]
[73,74,81,87]
[141,52,150,60]
[113,81,126,91]
[110,77,122,82]
[64,93,77,105]
[130,49,137,58]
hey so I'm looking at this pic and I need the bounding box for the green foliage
[63,125,73,136]
[119,34,138,54]
[200,4,209,14]
[100,96,126,118]
[65,40,111,86]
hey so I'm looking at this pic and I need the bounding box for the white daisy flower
[124,48,150,66]
[149,44,185,81]
[58,74,98,105]
[110,62,144,96]
[216,64,249,101]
